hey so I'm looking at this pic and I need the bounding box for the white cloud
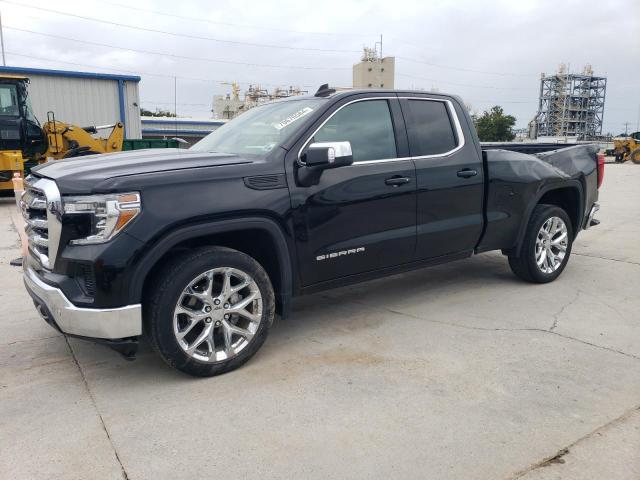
[3,0,639,132]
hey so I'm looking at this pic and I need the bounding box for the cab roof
[0,74,28,80]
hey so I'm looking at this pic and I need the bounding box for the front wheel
[145,246,275,377]
[508,205,573,283]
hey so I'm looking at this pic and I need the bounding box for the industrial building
[352,47,395,89]
[141,117,225,144]
[0,65,142,139]
[534,64,606,139]
[213,83,306,119]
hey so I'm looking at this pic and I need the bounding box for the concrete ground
[1,165,639,480]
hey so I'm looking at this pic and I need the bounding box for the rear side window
[312,100,397,162]
[405,100,458,156]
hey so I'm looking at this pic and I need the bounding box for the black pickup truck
[21,86,604,376]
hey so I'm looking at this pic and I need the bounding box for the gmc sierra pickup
[20,85,604,377]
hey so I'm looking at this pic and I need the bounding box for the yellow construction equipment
[42,112,124,159]
[613,132,640,164]
[0,74,124,193]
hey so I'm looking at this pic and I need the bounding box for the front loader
[613,132,640,164]
[0,74,124,193]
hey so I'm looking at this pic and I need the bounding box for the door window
[0,84,19,116]
[406,100,458,156]
[312,100,397,162]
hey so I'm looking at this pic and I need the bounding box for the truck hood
[32,148,254,193]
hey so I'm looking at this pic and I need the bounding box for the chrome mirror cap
[308,141,353,163]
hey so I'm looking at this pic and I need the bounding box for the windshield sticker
[273,107,313,130]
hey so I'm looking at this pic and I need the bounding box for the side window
[406,100,458,156]
[0,85,19,117]
[312,100,397,162]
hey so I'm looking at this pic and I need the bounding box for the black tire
[615,154,625,163]
[508,204,573,283]
[145,246,275,377]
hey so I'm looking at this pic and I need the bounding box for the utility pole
[0,10,6,66]
[623,122,630,136]
[174,76,178,139]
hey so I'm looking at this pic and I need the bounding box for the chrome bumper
[23,265,142,339]
[584,202,600,230]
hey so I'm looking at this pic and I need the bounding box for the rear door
[286,95,417,287]
[400,96,484,260]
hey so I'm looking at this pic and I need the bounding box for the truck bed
[481,142,581,155]
[477,143,600,254]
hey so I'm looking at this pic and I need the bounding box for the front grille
[20,176,61,270]
[21,181,49,264]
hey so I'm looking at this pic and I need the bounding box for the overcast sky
[3,0,639,132]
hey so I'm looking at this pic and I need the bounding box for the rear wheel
[145,247,275,377]
[508,205,573,283]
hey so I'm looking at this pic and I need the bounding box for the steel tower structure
[535,65,606,139]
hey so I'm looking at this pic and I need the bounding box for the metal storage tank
[0,66,142,139]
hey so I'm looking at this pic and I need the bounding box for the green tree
[472,106,516,142]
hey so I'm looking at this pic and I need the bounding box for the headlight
[63,192,141,245]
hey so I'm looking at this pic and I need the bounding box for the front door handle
[385,176,411,186]
[457,169,478,178]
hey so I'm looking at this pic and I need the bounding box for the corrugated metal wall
[124,80,141,138]
[26,75,141,139]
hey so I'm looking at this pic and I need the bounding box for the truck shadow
[272,252,514,341]
[115,251,518,380]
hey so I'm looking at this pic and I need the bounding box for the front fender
[128,216,295,318]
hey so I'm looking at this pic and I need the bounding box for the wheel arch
[514,181,584,257]
[130,217,294,318]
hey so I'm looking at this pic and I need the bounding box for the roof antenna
[314,84,336,97]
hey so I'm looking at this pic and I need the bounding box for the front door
[286,96,417,287]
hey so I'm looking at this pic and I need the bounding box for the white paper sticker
[273,107,313,130]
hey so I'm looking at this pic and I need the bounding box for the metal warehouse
[0,66,142,139]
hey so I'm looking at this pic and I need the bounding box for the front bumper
[23,265,142,340]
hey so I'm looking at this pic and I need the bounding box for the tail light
[597,152,605,189]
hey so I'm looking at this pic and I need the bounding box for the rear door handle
[457,169,478,178]
[385,176,411,186]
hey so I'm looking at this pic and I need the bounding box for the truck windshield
[190,98,325,155]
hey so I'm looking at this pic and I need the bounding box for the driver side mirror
[297,141,354,187]
[303,141,353,169]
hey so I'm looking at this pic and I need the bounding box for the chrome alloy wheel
[535,216,569,274]
[173,268,262,362]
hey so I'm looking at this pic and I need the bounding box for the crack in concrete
[538,448,569,467]
[64,337,130,480]
[507,403,640,479]
[550,289,581,331]
[543,330,640,361]
[572,252,640,266]
[380,306,640,361]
